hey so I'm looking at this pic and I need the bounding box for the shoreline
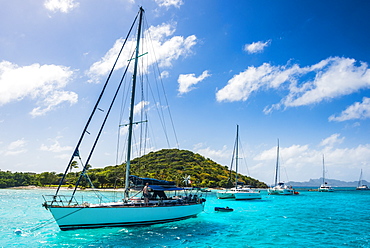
[6,185,127,191]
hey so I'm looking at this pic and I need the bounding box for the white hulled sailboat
[356,169,369,190]
[216,125,261,200]
[318,155,334,192]
[42,7,206,230]
[268,139,296,195]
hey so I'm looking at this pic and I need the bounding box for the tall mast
[358,169,362,187]
[235,125,239,187]
[124,7,144,198]
[274,139,279,186]
[322,154,325,184]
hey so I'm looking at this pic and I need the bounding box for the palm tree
[69,161,79,172]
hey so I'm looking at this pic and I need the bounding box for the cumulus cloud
[44,0,79,13]
[216,63,300,102]
[87,23,196,83]
[329,97,370,121]
[178,70,210,95]
[282,57,370,108]
[155,0,183,8]
[244,40,271,54]
[0,61,77,116]
[251,140,370,182]
[216,57,370,117]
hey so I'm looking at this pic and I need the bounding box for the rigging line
[29,217,56,232]
[54,10,140,198]
[146,76,171,147]
[138,55,147,160]
[228,132,237,182]
[238,137,250,177]
[143,15,179,148]
[116,49,138,166]
[70,53,134,201]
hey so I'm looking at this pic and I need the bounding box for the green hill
[94,148,267,188]
[0,149,267,189]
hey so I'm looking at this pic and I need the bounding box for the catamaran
[356,169,369,190]
[318,155,334,192]
[268,139,296,195]
[42,7,206,231]
[216,125,261,200]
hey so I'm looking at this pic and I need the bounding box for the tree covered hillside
[0,149,267,188]
[123,149,267,188]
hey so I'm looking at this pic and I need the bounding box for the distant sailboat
[217,125,261,200]
[318,155,334,192]
[268,139,296,195]
[356,169,369,190]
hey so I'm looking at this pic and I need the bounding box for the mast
[124,7,145,198]
[322,155,325,185]
[358,169,363,187]
[235,125,239,187]
[274,139,279,186]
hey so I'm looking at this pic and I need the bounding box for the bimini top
[129,175,176,188]
[148,185,185,191]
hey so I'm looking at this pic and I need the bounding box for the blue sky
[1,0,370,185]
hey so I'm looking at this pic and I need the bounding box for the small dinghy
[215,207,233,212]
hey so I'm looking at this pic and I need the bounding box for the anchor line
[29,208,85,232]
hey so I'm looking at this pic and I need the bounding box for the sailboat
[356,169,369,190]
[268,139,295,195]
[318,155,334,192]
[216,125,261,200]
[42,7,206,231]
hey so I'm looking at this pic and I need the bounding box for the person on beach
[143,183,149,206]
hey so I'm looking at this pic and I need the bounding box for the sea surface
[1,188,369,248]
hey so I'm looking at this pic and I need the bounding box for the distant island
[288,178,368,187]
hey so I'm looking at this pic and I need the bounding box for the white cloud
[178,70,210,94]
[319,134,344,147]
[193,143,230,164]
[30,91,78,117]
[250,137,370,183]
[282,57,370,108]
[216,57,370,117]
[5,139,27,156]
[87,23,197,83]
[0,61,77,116]
[155,0,183,8]
[329,97,370,121]
[134,101,150,116]
[44,0,79,13]
[161,71,169,78]
[40,137,73,153]
[216,63,300,102]
[244,40,271,54]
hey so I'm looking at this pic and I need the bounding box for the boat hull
[356,186,369,190]
[216,191,234,199]
[318,184,334,192]
[48,203,204,230]
[234,192,261,200]
[268,188,294,195]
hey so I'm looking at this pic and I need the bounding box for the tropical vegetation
[0,149,267,188]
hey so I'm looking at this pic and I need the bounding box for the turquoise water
[1,188,370,247]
